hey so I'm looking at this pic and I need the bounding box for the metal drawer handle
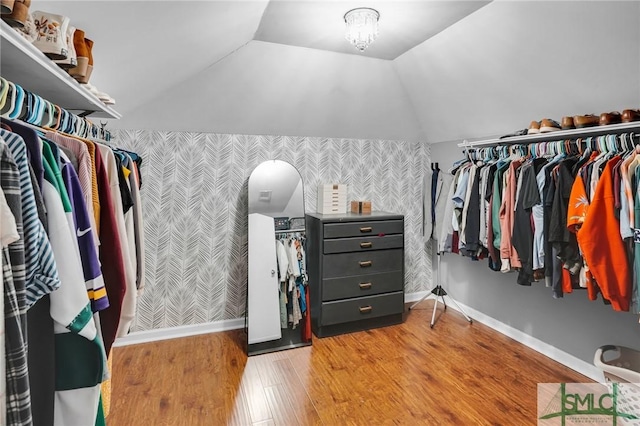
[359,305,373,314]
[360,242,373,248]
[359,260,372,267]
[360,226,372,233]
[359,282,372,289]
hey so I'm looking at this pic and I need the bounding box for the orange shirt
[576,156,630,311]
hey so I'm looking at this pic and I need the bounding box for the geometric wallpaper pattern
[115,130,433,332]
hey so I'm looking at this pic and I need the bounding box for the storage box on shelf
[350,200,372,214]
[317,183,347,214]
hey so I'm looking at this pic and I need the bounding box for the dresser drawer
[323,220,403,239]
[323,249,403,278]
[321,291,404,325]
[322,271,403,301]
[323,234,403,254]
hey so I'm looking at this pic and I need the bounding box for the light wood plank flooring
[107,302,590,425]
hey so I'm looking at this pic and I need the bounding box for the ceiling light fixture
[344,7,380,52]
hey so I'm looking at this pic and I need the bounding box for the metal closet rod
[275,228,305,234]
[457,121,640,149]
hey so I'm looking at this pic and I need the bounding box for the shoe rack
[458,121,640,149]
[0,20,120,119]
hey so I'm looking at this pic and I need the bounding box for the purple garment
[60,156,109,312]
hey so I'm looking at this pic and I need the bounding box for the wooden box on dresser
[305,211,405,337]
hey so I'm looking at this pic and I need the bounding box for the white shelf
[458,121,640,149]
[0,21,120,119]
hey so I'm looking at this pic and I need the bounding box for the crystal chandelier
[344,7,380,52]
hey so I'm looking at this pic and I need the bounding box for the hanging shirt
[45,131,98,241]
[0,148,32,426]
[577,156,630,311]
[1,186,20,426]
[41,152,105,426]
[0,129,60,307]
[499,159,523,271]
[59,151,109,312]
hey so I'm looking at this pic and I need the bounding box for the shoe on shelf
[599,111,622,126]
[573,114,599,128]
[14,9,36,42]
[499,129,528,139]
[1,0,14,14]
[79,37,94,84]
[32,11,70,60]
[69,29,88,80]
[622,109,640,123]
[81,84,115,106]
[540,118,561,133]
[527,120,540,134]
[561,116,575,130]
[2,0,30,27]
[54,25,77,69]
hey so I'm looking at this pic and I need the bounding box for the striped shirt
[0,129,60,307]
[0,140,33,425]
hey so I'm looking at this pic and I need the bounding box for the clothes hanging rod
[275,228,306,234]
[458,122,640,149]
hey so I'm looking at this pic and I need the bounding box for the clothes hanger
[0,81,14,118]
[8,84,24,120]
[43,100,55,128]
[31,93,46,126]
[0,78,8,112]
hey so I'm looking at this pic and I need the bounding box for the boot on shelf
[69,28,88,80]
[54,25,77,69]
[2,0,30,27]
[78,37,94,84]
[32,10,70,60]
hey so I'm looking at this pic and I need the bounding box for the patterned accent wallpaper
[115,130,433,332]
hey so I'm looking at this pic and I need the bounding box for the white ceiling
[254,1,489,60]
[28,0,489,125]
[19,1,640,144]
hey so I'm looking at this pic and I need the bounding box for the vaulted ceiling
[24,1,640,143]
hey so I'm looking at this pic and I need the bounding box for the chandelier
[344,7,380,52]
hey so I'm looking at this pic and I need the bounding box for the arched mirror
[247,160,312,355]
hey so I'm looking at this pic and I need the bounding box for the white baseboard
[112,317,245,347]
[115,292,603,382]
[405,291,604,382]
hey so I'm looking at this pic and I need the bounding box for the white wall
[112,40,426,142]
[395,1,640,144]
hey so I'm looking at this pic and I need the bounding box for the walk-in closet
[1,1,639,424]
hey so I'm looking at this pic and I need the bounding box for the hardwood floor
[107,302,590,425]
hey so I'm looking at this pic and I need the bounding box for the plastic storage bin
[594,345,640,383]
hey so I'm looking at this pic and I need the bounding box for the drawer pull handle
[360,227,373,233]
[359,260,372,267]
[360,242,373,248]
[359,306,373,314]
[359,282,372,289]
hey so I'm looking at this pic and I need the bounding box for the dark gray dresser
[305,211,405,337]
